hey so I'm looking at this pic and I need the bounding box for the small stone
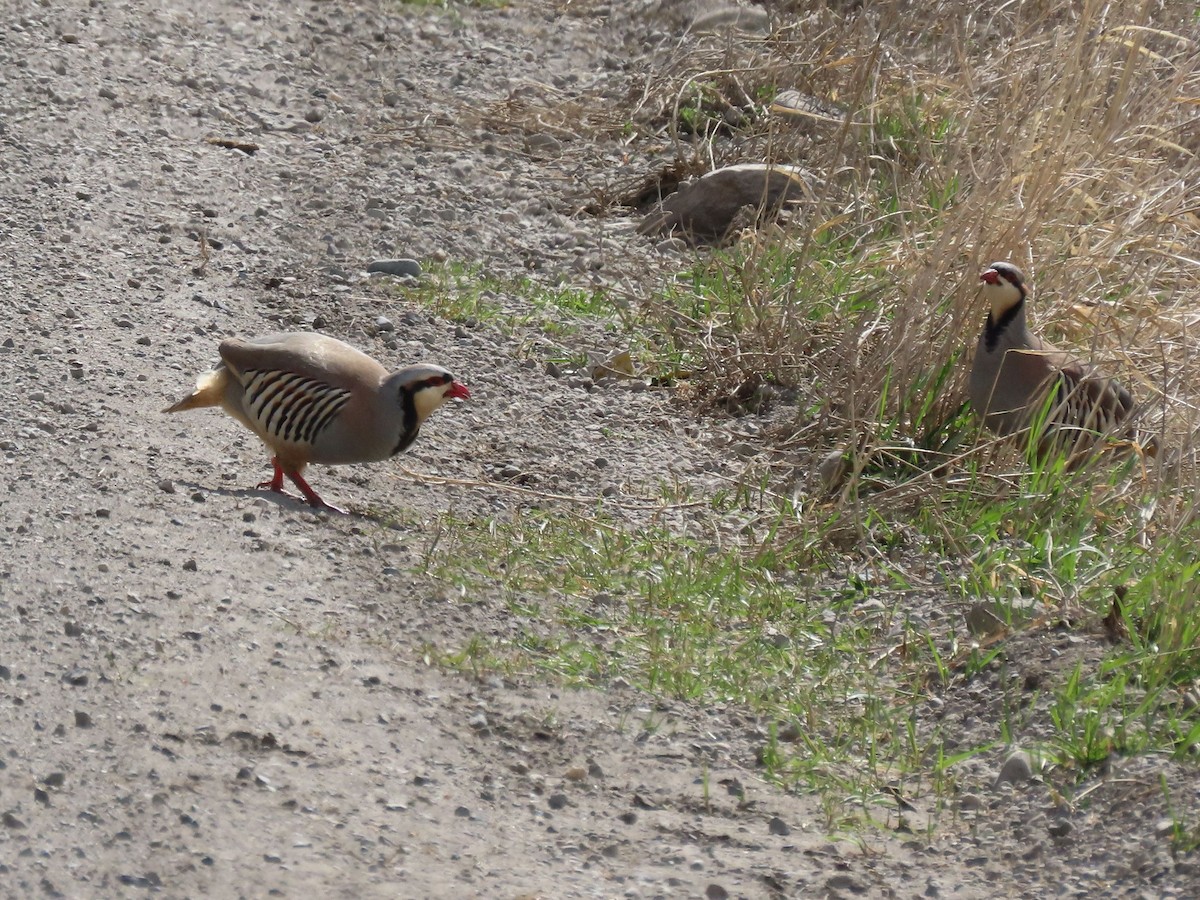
[655,237,688,254]
[523,133,563,157]
[304,108,324,123]
[966,603,1006,638]
[158,480,176,494]
[74,711,93,728]
[994,751,1034,789]
[375,316,395,333]
[43,772,65,787]
[826,874,867,893]
[1048,819,1072,838]
[2,812,25,828]
[777,721,802,742]
[99,86,118,100]
[64,621,84,637]
[768,816,790,836]
[548,793,568,810]
[564,766,587,782]
[705,885,729,900]
[95,508,111,519]
[60,33,79,44]
[957,793,984,812]
[468,712,488,730]
[545,360,562,378]
[366,258,422,278]
[62,669,88,686]
[816,448,848,491]
[182,559,198,572]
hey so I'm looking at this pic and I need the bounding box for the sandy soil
[1,1,1197,897]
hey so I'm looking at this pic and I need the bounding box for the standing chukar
[968,261,1136,457]
[164,332,470,512]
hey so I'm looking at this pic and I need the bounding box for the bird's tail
[162,369,228,414]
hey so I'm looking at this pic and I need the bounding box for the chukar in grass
[164,332,470,513]
[969,261,1136,458]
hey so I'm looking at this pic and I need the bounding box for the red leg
[286,468,347,515]
[256,458,287,493]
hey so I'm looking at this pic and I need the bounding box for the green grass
[398,0,1200,843]
[411,437,1200,833]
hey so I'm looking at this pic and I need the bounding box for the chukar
[164,332,470,512]
[968,261,1135,457]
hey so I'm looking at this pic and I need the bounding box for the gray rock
[689,6,770,35]
[367,258,422,278]
[638,164,814,244]
[994,751,1034,789]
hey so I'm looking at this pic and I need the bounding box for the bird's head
[979,261,1028,318]
[395,364,471,423]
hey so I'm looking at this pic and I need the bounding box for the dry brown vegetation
[614,0,1199,510]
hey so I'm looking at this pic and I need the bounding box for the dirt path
[0,1,1193,897]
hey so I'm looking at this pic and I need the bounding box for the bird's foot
[255,459,348,513]
[286,468,348,515]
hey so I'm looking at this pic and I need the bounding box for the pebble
[768,816,790,836]
[523,133,563,157]
[825,874,867,893]
[548,793,568,810]
[1048,819,1073,838]
[957,793,984,812]
[74,711,93,728]
[705,886,729,900]
[994,751,1034,789]
[375,316,395,333]
[367,258,422,278]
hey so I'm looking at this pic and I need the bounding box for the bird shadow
[166,479,374,519]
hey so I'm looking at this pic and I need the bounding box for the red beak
[447,381,471,400]
[980,269,1000,285]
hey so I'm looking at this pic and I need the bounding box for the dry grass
[616,1,1199,510]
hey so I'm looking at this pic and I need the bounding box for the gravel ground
[2,0,1198,897]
